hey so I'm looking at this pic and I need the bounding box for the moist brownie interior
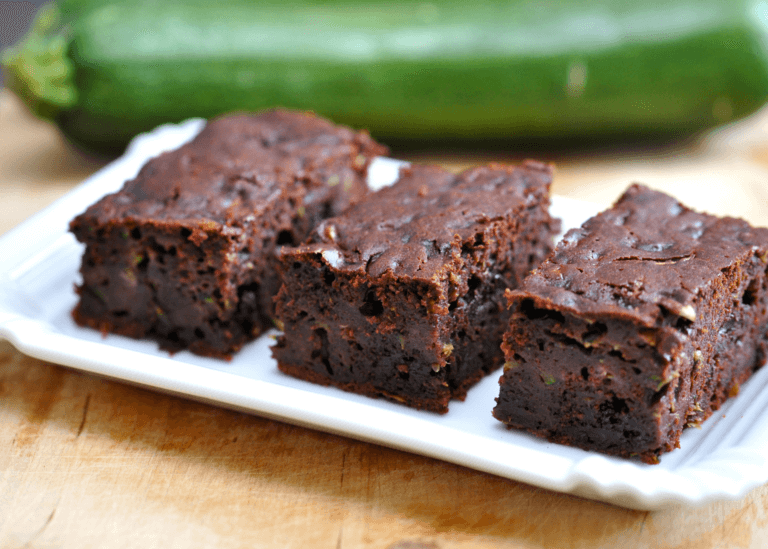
[273,162,560,412]
[494,184,768,462]
[70,110,387,358]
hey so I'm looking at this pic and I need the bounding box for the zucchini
[4,0,768,153]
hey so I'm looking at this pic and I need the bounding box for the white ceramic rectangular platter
[2,119,767,511]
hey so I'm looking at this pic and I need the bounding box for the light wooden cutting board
[2,89,768,548]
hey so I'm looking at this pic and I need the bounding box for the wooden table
[2,88,768,548]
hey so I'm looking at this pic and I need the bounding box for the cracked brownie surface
[272,162,559,413]
[70,110,387,358]
[493,184,768,462]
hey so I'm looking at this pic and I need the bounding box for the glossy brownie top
[512,184,768,326]
[293,161,554,279]
[77,109,387,226]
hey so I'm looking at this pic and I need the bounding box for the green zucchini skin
[7,0,768,152]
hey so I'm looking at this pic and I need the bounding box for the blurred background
[0,1,37,82]
[2,0,768,234]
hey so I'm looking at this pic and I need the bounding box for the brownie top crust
[515,184,768,327]
[78,109,387,228]
[294,161,554,279]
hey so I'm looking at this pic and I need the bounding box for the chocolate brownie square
[493,184,768,463]
[272,161,559,413]
[70,110,387,358]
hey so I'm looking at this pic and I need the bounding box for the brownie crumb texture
[493,184,768,463]
[70,109,387,358]
[273,162,559,413]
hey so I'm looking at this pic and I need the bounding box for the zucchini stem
[1,3,77,120]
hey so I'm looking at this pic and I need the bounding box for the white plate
[2,120,767,511]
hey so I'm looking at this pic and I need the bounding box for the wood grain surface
[2,89,768,548]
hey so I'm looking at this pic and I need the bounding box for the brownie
[272,161,560,413]
[70,109,387,358]
[493,184,768,463]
